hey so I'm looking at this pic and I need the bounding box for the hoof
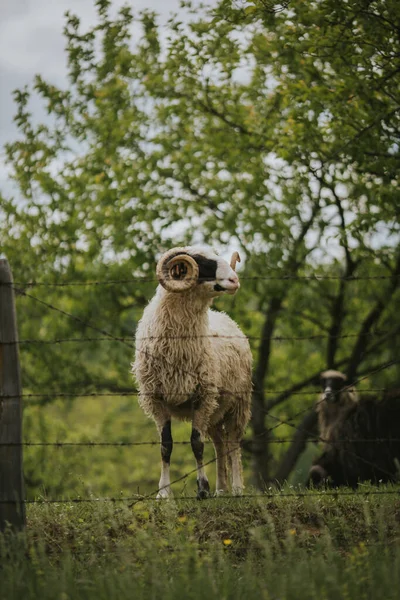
[157,487,173,499]
[231,486,243,497]
[215,489,227,497]
[196,478,210,500]
[197,488,211,500]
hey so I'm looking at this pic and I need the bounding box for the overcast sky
[0,0,206,176]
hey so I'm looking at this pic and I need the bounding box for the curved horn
[156,253,199,293]
[230,251,241,271]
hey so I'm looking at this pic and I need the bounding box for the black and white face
[320,375,346,403]
[190,247,240,298]
[156,246,240,297]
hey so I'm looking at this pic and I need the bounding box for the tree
[0,0,399,491]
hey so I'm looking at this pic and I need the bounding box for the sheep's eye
[171,263,188,280]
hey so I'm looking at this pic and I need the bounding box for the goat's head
[320,370,348,404]
[156,246,241,297]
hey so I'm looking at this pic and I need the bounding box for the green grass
[1,489,400,599]
[15,397,400,599]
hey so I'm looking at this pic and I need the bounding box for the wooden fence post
[0,259,25,530]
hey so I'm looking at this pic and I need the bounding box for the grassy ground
[2,488,400,599]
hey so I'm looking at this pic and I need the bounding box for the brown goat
[308,388,400,488]
[316,370,359,445]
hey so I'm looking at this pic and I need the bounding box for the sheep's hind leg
[191,427,210,500]
[225,422,244,496]
[157,419,173,499]
[229,441,244,496]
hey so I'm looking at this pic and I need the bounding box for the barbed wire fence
[6,273,400,286]
[0,261,399,530]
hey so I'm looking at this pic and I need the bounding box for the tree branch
[291,309,330,332]
[326,187,358,365]
[346,249,400,382]
[179,177,226,218]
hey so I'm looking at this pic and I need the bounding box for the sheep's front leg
[156,419,173,499]
[209,424,228,495]
[191,427,210,499]
[191,389,218,499]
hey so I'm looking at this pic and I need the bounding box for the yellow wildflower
[178,515,187,523]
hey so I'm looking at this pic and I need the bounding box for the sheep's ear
[156,253,199,293]
[230,251,241,271]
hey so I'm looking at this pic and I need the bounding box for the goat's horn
[156,252,199,293]
[230,251,241,271]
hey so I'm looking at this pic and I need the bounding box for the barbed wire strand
[2,273,399,287]
[263,359,400,437]
[1,489,399,505]
[14,287,134,349]
[1,388,390,400]
[1,437,399,447]
[2,330,393,346]
[40,540,400,558]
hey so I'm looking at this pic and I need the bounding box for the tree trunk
[251,296,283,487]
[250,199,322,486]
[251,388,271,488]
[273,410,318,485]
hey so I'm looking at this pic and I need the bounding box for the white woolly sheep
[133,246,252,499]
[316,370,359,444]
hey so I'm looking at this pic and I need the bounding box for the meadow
[2,490,400,600]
